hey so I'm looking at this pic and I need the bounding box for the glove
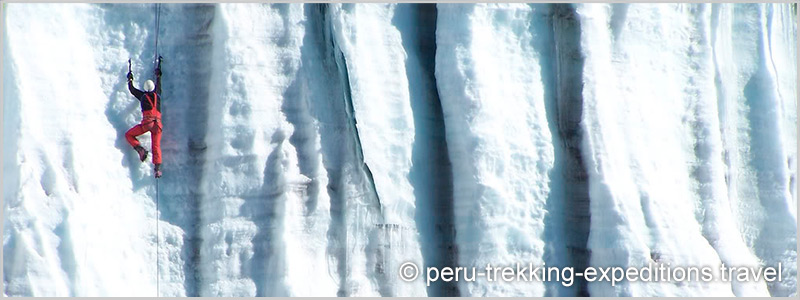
[155,68,162,76]
[127,71,134,81]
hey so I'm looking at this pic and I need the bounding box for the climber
[125,56,163,178]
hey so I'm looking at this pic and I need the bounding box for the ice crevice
[546,3,591,297]
[324,6,384,217]
[394,3,459,297]
[325,3,427,296]
[321,3,387,296]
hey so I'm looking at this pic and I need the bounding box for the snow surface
[3,3,797,297]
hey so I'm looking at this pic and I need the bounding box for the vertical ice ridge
[326,6,383,217]
[258,4,339,297]
[323,4,384,296]
[436,3,555,296]
[743,4,797,296]
[2,9,26,295]
[578,4,650,296]
[198,3,316,296]
[715,4,797,296]
[275,4,341,298]
[579,4,736,296]
[336,52,382,214]
[766,4,798,216]
[297,4,352,296]
[719,5,758,247]
[198,4,254,295]
[687,4,769,296]
[281,29,325,222]
[327,3,426,296]
[252,130,290,296]
[296,4,375,296]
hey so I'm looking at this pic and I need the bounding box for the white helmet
[143,80,155,92]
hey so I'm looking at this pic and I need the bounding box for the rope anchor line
[156,177,160,296]
[153,3,162,297]
[153,3,161,71]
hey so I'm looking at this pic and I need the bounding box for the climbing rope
[153,3,162,296]
[156,177,160,296]
[153,3,162,71]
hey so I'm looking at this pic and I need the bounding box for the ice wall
[577,3,796,297]
[2,3,183,296]
[197,3,330,297]
[436,3,557,297]
[328,3,425,296]
[3,3,797,297]
[198,3,426,296]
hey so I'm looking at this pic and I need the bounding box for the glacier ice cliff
[3,3,797,297]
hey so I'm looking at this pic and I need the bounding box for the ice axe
[127,58,133,81]
[155,56,163,77]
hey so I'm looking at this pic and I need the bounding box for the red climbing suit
[126,81,162,164]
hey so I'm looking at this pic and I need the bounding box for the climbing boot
[134,145,148,162]
[154,163,162,178]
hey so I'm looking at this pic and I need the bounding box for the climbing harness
[143,93,161,118]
